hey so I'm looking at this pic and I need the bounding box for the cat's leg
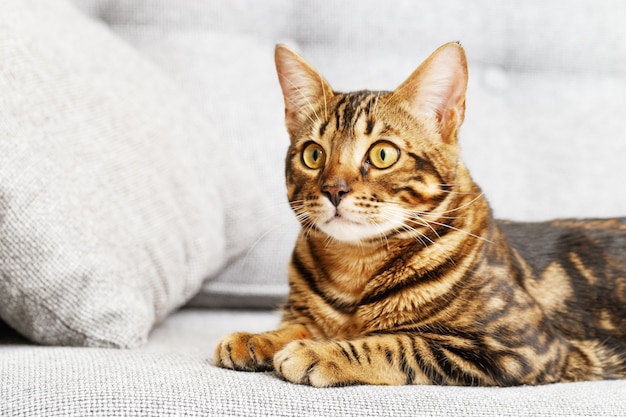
[273,331,607,387]
[273,333,510,387]
[273,335,420,386]
[214,323,312,372]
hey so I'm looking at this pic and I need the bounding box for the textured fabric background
[0,0,262,347]
[2,309,626,416]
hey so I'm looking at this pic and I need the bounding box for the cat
[214,42,626,387]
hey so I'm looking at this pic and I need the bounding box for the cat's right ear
[275,45,334,137]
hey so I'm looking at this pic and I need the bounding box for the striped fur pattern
[214,43,626,386]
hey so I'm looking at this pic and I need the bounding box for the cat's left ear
[275,45,334,138]
[394,42,468,143]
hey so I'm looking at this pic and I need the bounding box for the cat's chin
[317,216,394,244]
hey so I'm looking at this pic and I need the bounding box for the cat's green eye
[302,142,326,169]
[368,142,400,169]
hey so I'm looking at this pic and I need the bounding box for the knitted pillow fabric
[0,0,244,347]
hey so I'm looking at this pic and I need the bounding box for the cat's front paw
[214,332,276,372]
[274,340,349,387]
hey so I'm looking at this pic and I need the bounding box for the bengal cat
[214,42,626,387]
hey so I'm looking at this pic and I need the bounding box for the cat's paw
[274,340,350,387]
[213,332,277,372]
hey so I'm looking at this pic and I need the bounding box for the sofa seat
[3,309,626,416]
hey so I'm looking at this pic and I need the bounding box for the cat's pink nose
[322,181,351,207]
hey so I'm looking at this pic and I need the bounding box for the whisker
[406,192,486,217]
[408,217,456,266]
[405,211,440,237]
[366,216,390,250]
[437,188,482,195]
[384,201,465,221]
[373,210,437,251]
[238,213,303,268]
[386,200,492,245]
[415,218,493,245]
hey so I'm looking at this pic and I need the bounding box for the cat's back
[497,217,626,345]
[499,217,626,267]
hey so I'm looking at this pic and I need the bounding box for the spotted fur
[214,43,626,387]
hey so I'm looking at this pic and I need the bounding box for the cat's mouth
[314,202,405,243]
[316,208,375,242]
[326,213,360,225]
[326,207,361,224]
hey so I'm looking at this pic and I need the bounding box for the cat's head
[275,43,469,244]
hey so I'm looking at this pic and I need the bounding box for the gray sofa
[2,0,626,415]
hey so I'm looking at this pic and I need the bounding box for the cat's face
[276,44,468,244]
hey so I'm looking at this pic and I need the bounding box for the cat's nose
[321,181,351,207]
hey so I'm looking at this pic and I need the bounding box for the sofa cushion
[70,1,297,309]
[0,0,264,347]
